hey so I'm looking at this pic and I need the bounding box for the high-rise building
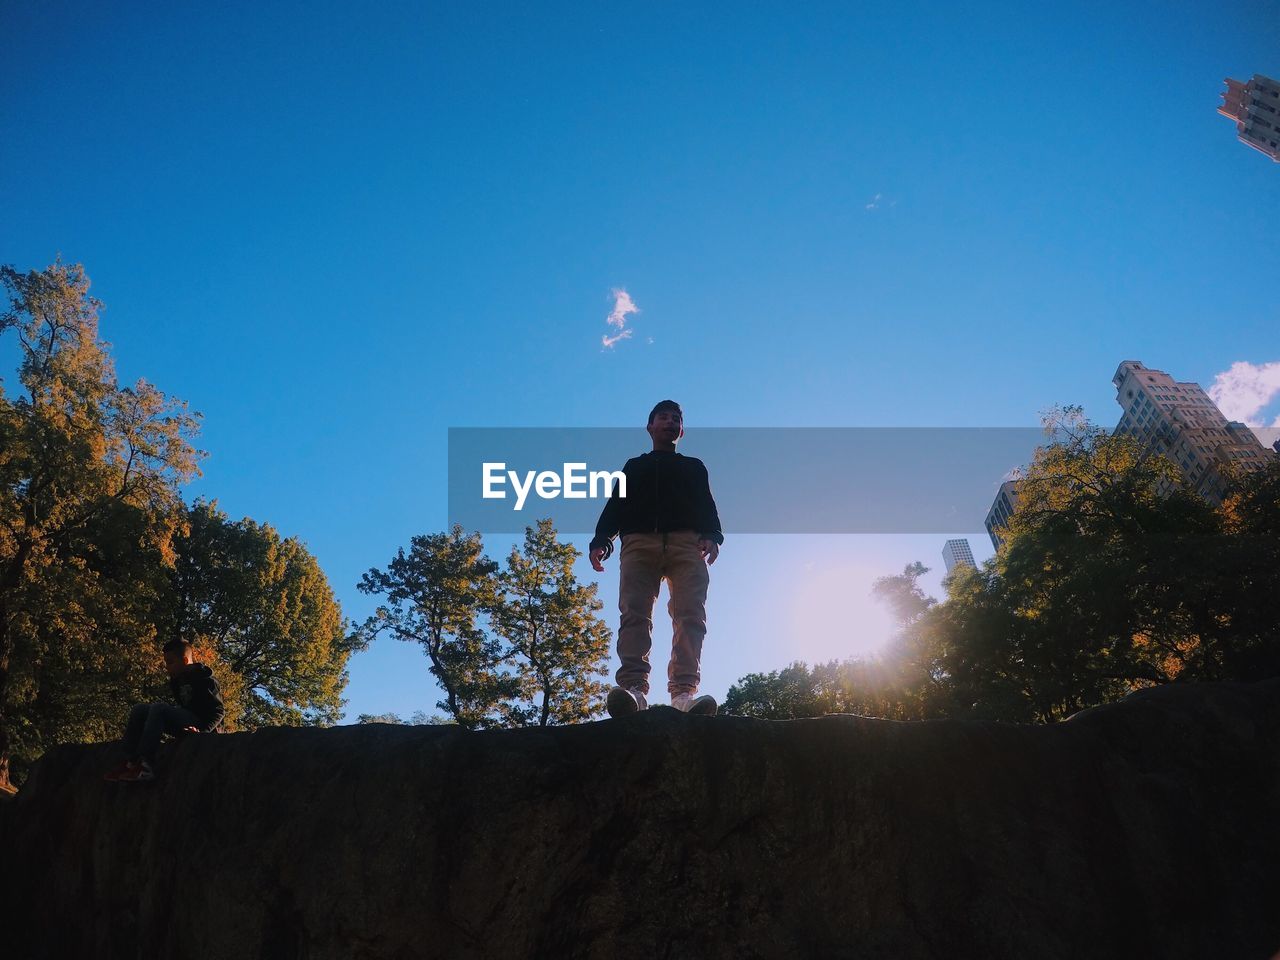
[1218,75,1280,162]
[984,362,1275,550]
[984,479,1021,550]
[941,538,976,575]
[1112,361,1275,503]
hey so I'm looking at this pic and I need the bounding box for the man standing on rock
[589,400,724,718]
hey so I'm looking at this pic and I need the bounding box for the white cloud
[606,288,638,329]
[601,288,639,350]
[602,329,633,349]
[1207,360,1280,425]
[865,192,882,210]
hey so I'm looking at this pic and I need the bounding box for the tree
[0,262,200,788]
[871,561,935,626]
[879,408,1278,723]
[356,525,508,729]
[168,500,355,727]
[728,410,1280,728]
[722,656,937,721]
[723,564,950,721]
[487,519,612,726]
[3,497,179,782]
[723,662,828,719]
[355,711,446,725]
[869,561,954,718]
[991,407,1224,716]
[1211,458,1280,679]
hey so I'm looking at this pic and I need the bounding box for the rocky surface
[3,680,1279,960]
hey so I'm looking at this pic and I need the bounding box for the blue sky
[3,1,1277,719]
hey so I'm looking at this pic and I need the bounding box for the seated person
[105,639,225,782]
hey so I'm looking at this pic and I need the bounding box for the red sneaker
[116,760,155,782]
[103,760,137,782]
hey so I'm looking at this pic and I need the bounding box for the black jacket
[589,450,723,559]
[170,664,226,733]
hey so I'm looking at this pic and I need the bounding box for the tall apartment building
[984,362,1275,549]
[1112,360,1274,502]
[941,538,977,575]
[1218,74,1280,162]
[984,479,1021,550]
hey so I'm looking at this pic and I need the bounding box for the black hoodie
[589,450,723,559]
[170,663,226,733]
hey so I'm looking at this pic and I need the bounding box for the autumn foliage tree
[0,262,354,787]
[0,262,199,788]
[168,500,355,727]
[968,408,1248,718]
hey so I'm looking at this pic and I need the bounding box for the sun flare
[788,562,898,664]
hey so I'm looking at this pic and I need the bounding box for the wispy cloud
[607,288,638,329]
[1207,360,1280,426]
[602,329,633,349]
[864,192,896,211]
[601,288,639,350]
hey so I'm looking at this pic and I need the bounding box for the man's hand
[698,540,719,565]
[182,725,200,734]
[590,547,607,572]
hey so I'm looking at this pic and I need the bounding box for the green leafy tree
[356,711,446,725]
[876,409,1277,723]
[168,500,354,727]
[724,563,945,721]
[1207,458,1280,679]
[487,519,612,726]
[0,262,201,787]
[727,411,1280,728]
[356,525,508,729]
[723,661,829,719]
[723,656,937,721]
[991,408,1223,717]
[871,561,934,626]
[4,500,184,783]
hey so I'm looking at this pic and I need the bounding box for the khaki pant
[616,530,710,697]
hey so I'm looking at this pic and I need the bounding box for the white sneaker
[606,686,648,718]
[671,692,718,716]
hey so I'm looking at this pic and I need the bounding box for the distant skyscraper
[1218,75,1280,162]
[941,538,976,575]
[984,479,1021,550]
[1112,361,1275,503]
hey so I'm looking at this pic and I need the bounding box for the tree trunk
[0,612,11,792]
[1,541,35,791]
[425,636,461,723]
